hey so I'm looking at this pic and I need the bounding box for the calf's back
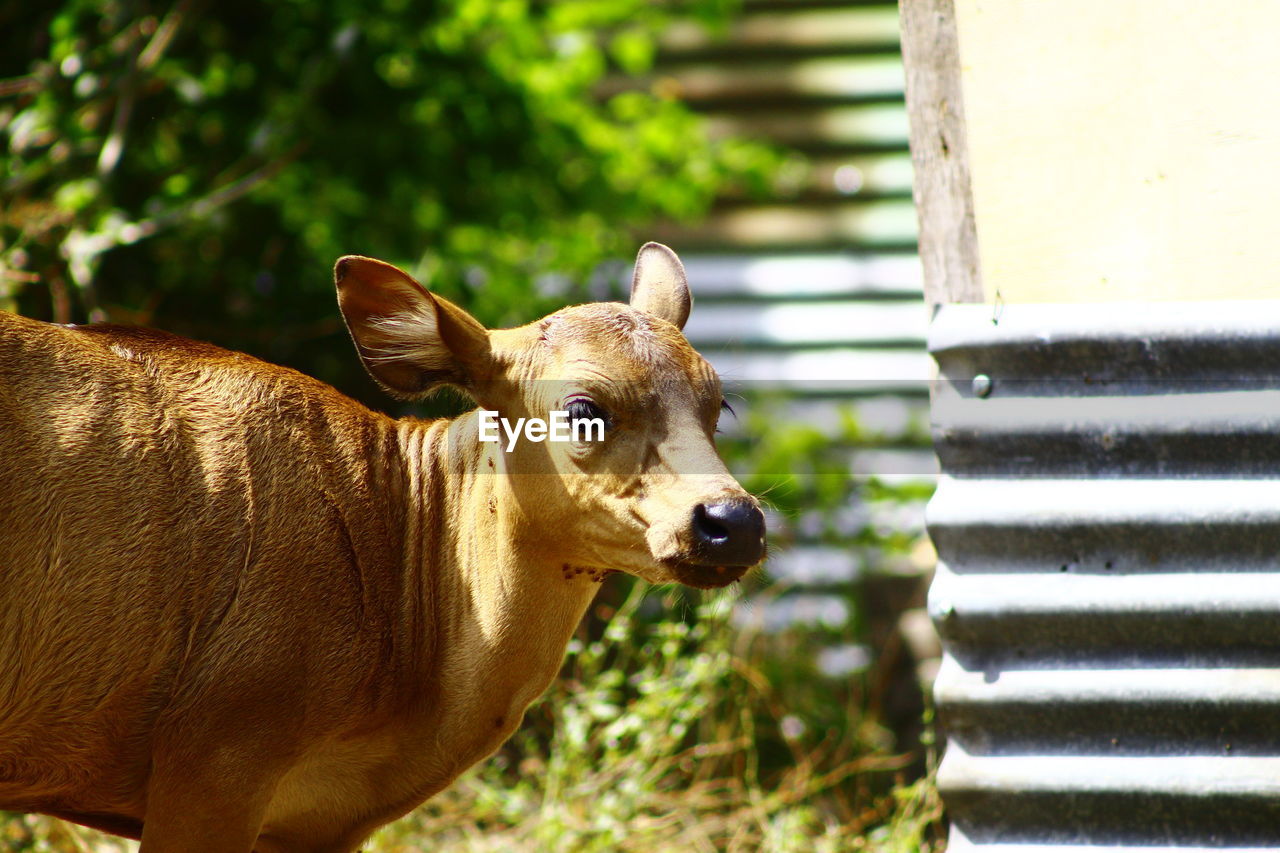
[0,311,414,820]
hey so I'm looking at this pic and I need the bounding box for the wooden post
[898,0,984,308]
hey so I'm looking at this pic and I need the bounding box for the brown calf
[0,243,765,851]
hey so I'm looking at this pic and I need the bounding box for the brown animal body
[0,244,765,851]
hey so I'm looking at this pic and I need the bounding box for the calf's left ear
[630,242,691,330]
[335,255,490,399]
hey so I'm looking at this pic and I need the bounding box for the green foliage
[0,812,134,851]
[725,395,934,542]
[367,582,942,852]
[0,0,775,406]
[714,394,941,832]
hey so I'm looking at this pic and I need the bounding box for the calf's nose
[691,499,766,567]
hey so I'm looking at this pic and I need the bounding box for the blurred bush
[0,0,776,407]
[374,583,941,852]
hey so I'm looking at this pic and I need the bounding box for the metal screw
[972,374,993,398]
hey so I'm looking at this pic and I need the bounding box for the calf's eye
[717,398,736,433]
[566,398,610,430]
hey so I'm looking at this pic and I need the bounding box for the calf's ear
[335,255,490,398]
[629,242,691,330]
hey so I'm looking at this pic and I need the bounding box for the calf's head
[335,242,765,589]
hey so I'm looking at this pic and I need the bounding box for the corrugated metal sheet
[927,301,1280,849]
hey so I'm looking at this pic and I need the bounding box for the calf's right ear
[335,255,491,398]
[630,242,691,330]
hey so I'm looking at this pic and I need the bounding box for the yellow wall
[954,1,1280,302]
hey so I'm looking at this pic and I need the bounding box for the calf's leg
[138,747,280,853]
